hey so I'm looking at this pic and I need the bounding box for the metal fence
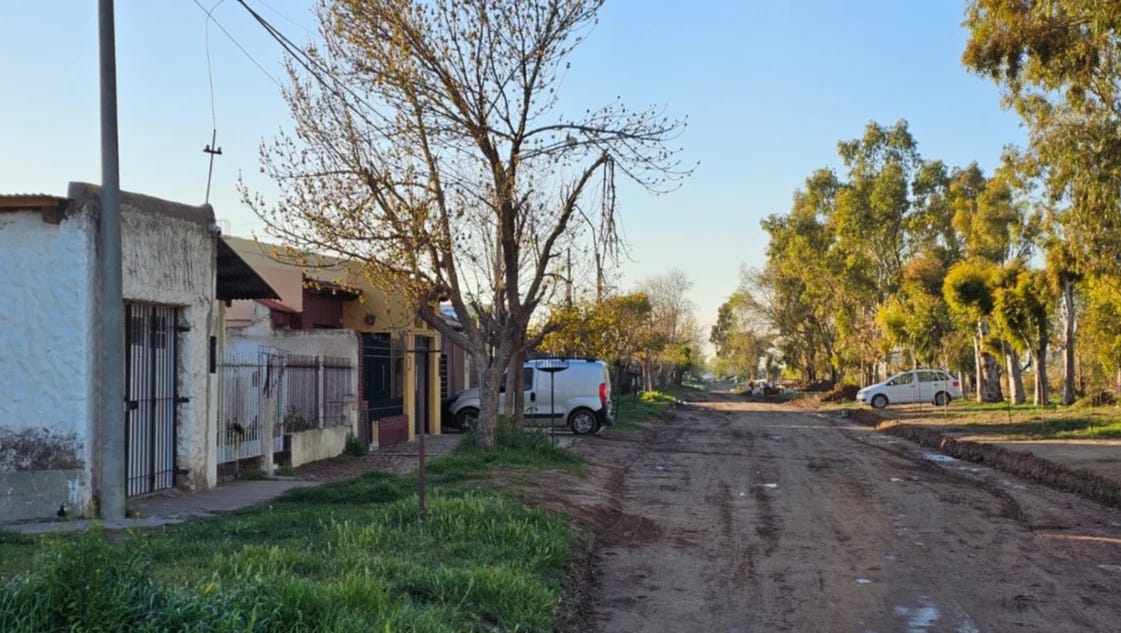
[218,348,354,465]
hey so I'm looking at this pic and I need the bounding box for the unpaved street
[585,393,1121,632]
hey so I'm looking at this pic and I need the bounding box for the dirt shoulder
[816,400,1121,511]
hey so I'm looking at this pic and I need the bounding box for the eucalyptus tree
[244,0,689,447]
[710,292,772,380]
[964,0,1121,405]
[944,260,1004,402]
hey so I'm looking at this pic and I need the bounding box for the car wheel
[934,391,950,406]
[871,394,888,409]
[454,407,479,430]
[568,407,599,435]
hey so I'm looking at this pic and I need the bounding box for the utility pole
[98,0,126,520]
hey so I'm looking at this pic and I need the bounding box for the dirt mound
[1081,391,1117,407]
[821,384,859,403]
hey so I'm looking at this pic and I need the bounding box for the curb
[833,410,1121,511]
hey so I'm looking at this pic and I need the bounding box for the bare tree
[242,0,689,448]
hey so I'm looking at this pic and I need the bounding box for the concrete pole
[98,0,126,519]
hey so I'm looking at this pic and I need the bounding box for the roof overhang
[0,194,70,223]
[217,238,281,301]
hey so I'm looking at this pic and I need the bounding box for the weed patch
[0,428,583,632]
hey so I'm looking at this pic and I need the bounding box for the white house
[0,183,275,523]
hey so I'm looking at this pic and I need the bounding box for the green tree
[944,260,1004,402]
[538,292,654,392]
[964,0,1121,405]
[710,292,771,379]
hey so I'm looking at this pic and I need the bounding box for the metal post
[98,0,126,520]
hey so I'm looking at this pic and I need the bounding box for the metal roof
[0,194,69,223]
[216,238,281,301]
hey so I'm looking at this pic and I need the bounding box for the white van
[448,358,613,434]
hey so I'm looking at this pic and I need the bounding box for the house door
[361,333,404,445]
[414,336,432,435]
[124,303,179,496]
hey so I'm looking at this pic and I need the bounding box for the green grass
[0,427,583,632]
[614,390,679,427]
[963,416,1121,440]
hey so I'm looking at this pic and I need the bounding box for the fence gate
[217,348,287,464]
[125,303,180,496]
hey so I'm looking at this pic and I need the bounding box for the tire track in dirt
[579,393,1121,632]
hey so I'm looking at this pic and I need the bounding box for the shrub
[344,433,366,457]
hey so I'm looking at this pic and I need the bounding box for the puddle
[894,600,940,632]
[856,578,872,584]
[755,483,778,489]
[1098,564,1121,573]
[921,452,958,464]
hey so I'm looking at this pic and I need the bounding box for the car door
[891,370,917,403]
[916,370,938,403]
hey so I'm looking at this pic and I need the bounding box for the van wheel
[934,391,950,406]
[871,394,888,409]
[568,408,599,435]
[454,407,479,430]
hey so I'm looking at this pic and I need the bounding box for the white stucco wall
[0,210,96,520]
[119,199,217,491]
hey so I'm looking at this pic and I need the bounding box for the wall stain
[0,427,84,472]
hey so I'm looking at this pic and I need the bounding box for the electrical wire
[234,0,386,130]
[190,0,283,89]
[201,0,225,129]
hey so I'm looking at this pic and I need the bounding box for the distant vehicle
[856,369,964,409]
[448,358,613,434]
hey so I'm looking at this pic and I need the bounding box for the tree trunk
[1004,342,1025,404]
[972,330,984,403]
[510,348,526,428]
[1034,327,1049,406]
[1062,278,1077,406]
[475,359,504,450]
[980,352,1003,402]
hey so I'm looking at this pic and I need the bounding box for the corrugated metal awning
[216,238,280,301]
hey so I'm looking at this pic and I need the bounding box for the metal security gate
[125,303,180,496]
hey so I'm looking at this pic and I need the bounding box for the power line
[190,0,283,89]
[234,0,387,130]
[201,0,224,128]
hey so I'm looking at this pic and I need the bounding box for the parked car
[856,369,964,409]
[448,358,613,434]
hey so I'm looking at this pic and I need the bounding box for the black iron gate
[125,303,180,496]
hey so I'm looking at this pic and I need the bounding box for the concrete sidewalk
[5,433,466,536]
[7,479,320,535]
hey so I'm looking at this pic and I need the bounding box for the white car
[857,369,964,409]
[448,358,613,434]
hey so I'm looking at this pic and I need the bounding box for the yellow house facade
[224,237,443,446]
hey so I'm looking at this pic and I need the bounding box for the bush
[344,433,366,457]
[821,384,860,403]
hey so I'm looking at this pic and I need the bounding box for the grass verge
[614,389,684,428]
[1,426,583,633]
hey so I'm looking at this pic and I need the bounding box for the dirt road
[582,393,1121,632]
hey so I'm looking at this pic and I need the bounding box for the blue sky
[0,1,1024,343]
